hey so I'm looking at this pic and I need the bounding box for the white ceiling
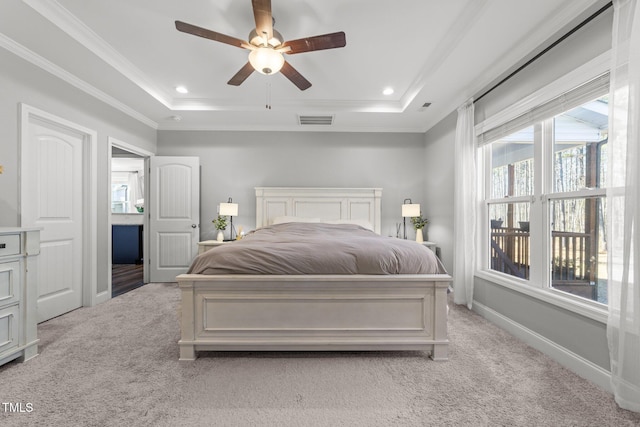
[1,0,604,133]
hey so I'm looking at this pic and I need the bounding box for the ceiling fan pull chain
[266,83,272,109]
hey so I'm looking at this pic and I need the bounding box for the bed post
[373,188,382,235]
[255,188,265,229]
[178,279,197,361]
[431,281,450,361]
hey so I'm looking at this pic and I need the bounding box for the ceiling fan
[175,0,346,91]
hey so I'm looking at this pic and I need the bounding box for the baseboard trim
[472,300,612,393]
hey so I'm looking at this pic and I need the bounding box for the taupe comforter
[187,222,446,275]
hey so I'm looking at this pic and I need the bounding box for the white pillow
[323,219,375,231]
[272,216,321,225]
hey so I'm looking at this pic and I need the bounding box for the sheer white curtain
[607,0,640,412]
[127,172,140,213]
[453,99,476,309]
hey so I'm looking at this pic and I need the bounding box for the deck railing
[490,226,597,299]
[491,227,530,279]
[550,231,592,283]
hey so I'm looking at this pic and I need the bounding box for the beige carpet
[1,283,639,426]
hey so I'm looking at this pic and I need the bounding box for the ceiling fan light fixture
[249,47,284,75]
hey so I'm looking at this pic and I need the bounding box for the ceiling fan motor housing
[248,28,284,48]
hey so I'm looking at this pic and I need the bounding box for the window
[489,201,531,280]
[487,126,534,280]
[111,157,145,214]
[111,176,129,213]
[480,82,609,306]
[549,99,608,303]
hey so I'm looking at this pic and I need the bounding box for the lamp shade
[219,202,238,216]
[402,203,420,217]
[248,47,285,75]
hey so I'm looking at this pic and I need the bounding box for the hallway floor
[112,264,144,297]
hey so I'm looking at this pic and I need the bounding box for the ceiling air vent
[298,115,334,125]
[418,102,432,112]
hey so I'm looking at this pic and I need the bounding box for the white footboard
[177,274,451,361]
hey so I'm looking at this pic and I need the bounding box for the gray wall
[157,130,429,243]
[474,277,610,369]
[423,6,614,371]
[0,48,157,294]
[423,112,457,273]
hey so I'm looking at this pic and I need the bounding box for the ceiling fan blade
[252,0,273,42]
[175,21,248,49]
[281,32,346,54]
[280,61,311,91]
[227,62,255,86]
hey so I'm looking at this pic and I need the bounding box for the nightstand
[198,240,232,255]
[421,241,437,255]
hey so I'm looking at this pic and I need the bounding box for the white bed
[176,187,451,361]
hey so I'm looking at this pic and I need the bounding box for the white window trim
[546,189,607,200]
[485,196,534,204]
[476,52,611,324]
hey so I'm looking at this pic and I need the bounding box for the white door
[149,156,200,282]
[22,118,84,322]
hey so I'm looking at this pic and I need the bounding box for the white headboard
[255,187,382,234]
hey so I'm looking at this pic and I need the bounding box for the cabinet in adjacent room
[112,224,143,264]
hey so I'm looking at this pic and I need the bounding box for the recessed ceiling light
[383,87,394,96]
[175,86,188,94]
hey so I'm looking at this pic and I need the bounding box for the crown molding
[23,0,173,108]
[22,0,413,115]
[13,0,605,132]
[170,98,403,113]
[419,0,607,135]
[400,0,490,112]
[0,32,158,129]
[157,122,424,133]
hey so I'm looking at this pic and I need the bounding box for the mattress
[187,222,446,275]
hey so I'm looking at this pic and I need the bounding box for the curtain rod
[473,1,613,104]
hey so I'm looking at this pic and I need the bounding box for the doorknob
[191,224,197,228]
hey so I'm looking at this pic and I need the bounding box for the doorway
[108,138,152,297]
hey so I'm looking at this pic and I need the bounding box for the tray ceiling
[1,0,605,132]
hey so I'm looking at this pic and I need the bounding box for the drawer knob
[0,243,5,249]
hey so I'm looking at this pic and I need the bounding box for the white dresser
[0,228,40,366]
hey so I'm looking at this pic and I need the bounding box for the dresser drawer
[0,234,20,257]
[0,304,20,355]
[0,261,21,307]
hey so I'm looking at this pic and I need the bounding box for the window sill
[474,270,608,324]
